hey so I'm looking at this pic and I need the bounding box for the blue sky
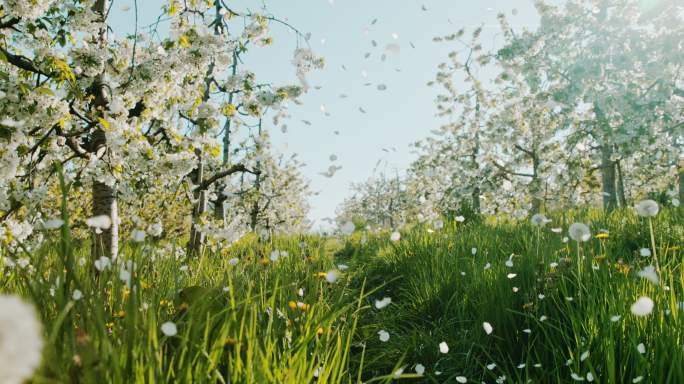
[110,0,549,229]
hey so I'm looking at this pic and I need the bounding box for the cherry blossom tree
[0,0,321,258]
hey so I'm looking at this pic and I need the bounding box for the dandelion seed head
[635,199,659,217]
[637,265,659,285]
[0,295,43,384]
[325,270,338,283]
[568,223,591,242]
[631,296,654,316]
[161,321,177,336]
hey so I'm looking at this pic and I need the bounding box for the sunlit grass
[1,207,682,382]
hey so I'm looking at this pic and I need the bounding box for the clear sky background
[109,0,553,229]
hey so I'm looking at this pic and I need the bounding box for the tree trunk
[249,200,259,232]
[92,180,118,259]
[530,178,542,215]
[615,159,627,208]
[529,153,542,215]
[90,0,117,259]
[214,196,226,220]
[187,152,206,256]
[600,144,618,212]
[471,186,481,215]
[679,166,684,205]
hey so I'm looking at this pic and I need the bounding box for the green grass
[1,207,683,382]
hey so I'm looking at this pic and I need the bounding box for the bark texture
[600,144,617,212]
[90,0,117,259]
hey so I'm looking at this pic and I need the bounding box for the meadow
[3,205,682,383]
[1,1,683,382]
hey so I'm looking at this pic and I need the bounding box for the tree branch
[199,164,258,190]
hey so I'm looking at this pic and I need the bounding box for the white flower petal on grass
[571,372,585,381]
[639,248,651,257]
[632,377,643,383]
[119,269,131,287]
[507,273,517,279]
[72,290,83,301]
[415,363,425,375]
[131,229,146,242]
[635,199,659,217]
[673,198,680,207]
[631,297,654,316]
[587,372,594,382]
[517,363,526,369]
[483,322,493,334]
[374,297,392,309]
[94,256,111,271]
[568,223,591,242]
[325,270,338,283]
[637,343,646,354]
[161,321,177,336]
[455,215,465,222]
[551,227,562,233]
[270,250,280,262]
[338,264,349,271]
[0,295,44,384]
[439,341,449,354]
[456,376,467,383]
[378,330,390,342]
[390,231,401,242]
[580,351,589,361]
[148,221,163,237]
[637,265,659,285]
[42,219,64,230]
[484,262,491,270]
[522,328,531,334]
[228,258,239,266]
[486,363,497,370]
[539,315,548,322]
[471,247,477,255]
[86,215,111,229]
[610,315,621,322]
